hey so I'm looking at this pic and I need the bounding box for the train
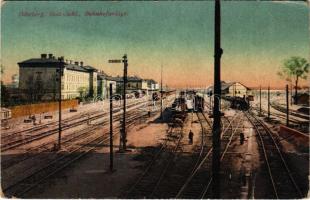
[194,93,205,111]
[171,90,204,112]
[1,108,11,121]
[223,96,250,110]
[152,90,176,101]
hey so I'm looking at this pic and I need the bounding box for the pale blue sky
[1,1,309,88]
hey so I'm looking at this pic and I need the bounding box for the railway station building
[97,70,117,99]
[207,81,251,97]
[114,75,159,96]
[18,54,98,100]
[17,53,159,102]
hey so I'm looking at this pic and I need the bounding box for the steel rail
[1,100,152,152]
[245,110,303,199]
[1,99,148,142]
[124,125,184,198]
[200,112,244,198]
[175,111,243,198]
[3,108,148,198]
[148,111,210,198]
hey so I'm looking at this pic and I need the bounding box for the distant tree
[78,86,88,99]
[1,65,9,106]
[278,56,309,104]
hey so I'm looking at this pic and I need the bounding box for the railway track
[270,102,309,121]
[176,111,244,199]
[124,124,184,198]
[245,111,303,199]
[125,109,244,199]
[1,109,141,170]
[145,111,212,198]
[1,100,151,152]
[2,97,175,171]
[2,105,152,198]
[252,105,309,126]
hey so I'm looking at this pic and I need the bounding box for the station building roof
[207,81,251,93]
[18,54,98,73]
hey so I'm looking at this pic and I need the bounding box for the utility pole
[57,57,64,150]
[259,86,262,116]
[286,84,289,127]
[290,83,293,106]
[212,0,222,198]
[268,86,270,120]
[160,64,163,119]
[109,83,114,171]
[108,55,128,152]
[209,94,212,113]
[122,54,128,151]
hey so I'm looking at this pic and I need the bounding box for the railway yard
[0,91,309,199]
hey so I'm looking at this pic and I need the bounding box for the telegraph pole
[109,83,114,171]
[290,83,293,106]
[259,86,262,116]
[268,86,270,120]
[122,54,128,151]
[286,84,289,127]
[57,57,64,150]
[160,64,163,119]
[108,54,128,152]
[212,0,222,198]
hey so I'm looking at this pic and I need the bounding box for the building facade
[207,81,250,97]
[97,71,117,99]
[18,53,158,102]
[114,76,158,95]
[18,53,97,100]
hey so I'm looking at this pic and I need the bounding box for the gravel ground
[21,111,170,198]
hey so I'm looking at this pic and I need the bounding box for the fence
[278,125,309,148]
[8,100,78,118]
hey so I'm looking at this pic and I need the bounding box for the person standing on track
[240,132,245,145]
[188,130,194,144]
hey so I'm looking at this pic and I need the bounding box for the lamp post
[268,86,270,120]
[108,54,128,151]
[259,86,262,116]
[57,57,64,150]
[286,84,289,127]
[122,54,128,151]
[212,0,223,198]
[109,83,114,171]
[160,64,163,119]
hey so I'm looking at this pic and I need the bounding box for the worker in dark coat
[148,111,151,117]
[32,115,36,125]
[188,130,194,144]
[240,132,245,145]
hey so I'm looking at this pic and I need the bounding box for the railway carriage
[194,94,205,112]
[1,108,11,121]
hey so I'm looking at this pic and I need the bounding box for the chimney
[48,54,53,59]
[74,61,79,65]
[41,54,47,59]
[80,61,83,66]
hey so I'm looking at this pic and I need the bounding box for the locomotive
[172,90,204,112]
[223,96,250,110]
